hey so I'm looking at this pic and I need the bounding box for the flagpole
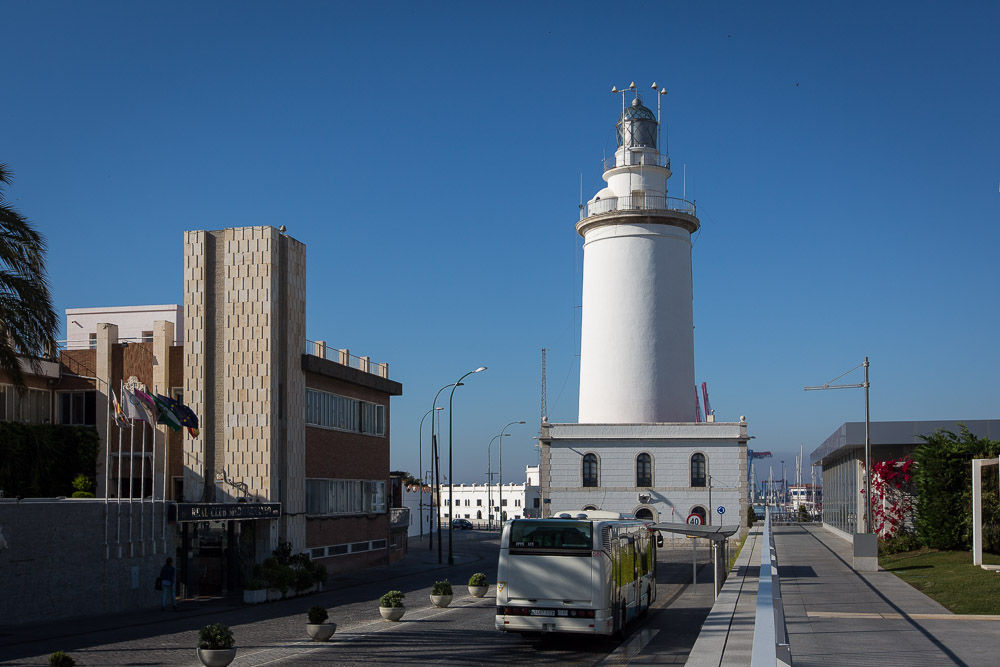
[161,387,168,551]
[140,418,146,556]
[116,383,123,555]
[128,415,135,557]
[104,379,111,560]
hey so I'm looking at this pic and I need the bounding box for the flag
[123,388,148,422]
[151,394,183,432]
[110,390,129,429]
[132,389,160,425]
[173,401,200,438]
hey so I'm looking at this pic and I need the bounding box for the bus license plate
[530,610,556,616]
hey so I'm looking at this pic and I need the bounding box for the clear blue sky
[5,2,998,488]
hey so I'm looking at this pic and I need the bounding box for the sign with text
[175,502,281,522]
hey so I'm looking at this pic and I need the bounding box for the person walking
[159,557,177,610]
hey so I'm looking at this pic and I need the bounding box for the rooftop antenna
[651,82,668,153]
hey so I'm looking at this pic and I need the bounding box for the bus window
[509,520,593,550]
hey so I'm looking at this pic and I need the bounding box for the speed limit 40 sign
[686,513,703,525]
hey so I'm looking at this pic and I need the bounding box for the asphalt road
[0,531,715,666]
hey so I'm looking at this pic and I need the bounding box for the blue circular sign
[717,506,726,515]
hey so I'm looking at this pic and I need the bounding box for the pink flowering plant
[865,458,915,538]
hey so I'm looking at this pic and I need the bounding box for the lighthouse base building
[539,86,748,530]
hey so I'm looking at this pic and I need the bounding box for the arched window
[691,453,707,487]
[477,510,482,520]
[583,453,599,487]
[691,506,707,524]
[582,504,599,511]
[635,507,654,520]
[636,453,652,487]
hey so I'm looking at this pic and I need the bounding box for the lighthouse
[577,83,699,424]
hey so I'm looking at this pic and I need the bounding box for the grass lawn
[881,548,1000,615]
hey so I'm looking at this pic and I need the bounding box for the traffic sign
[686,513,703,525]
[717,506,726,515]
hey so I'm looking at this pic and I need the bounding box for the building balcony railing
[390,507,410,529]
[304,340,389,379]
[580,194,696,221]
[603,151,671,172]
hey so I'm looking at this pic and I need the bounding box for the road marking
[597,627,659,666]
[808,611,1000,621]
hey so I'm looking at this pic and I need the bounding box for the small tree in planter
[197,623,236,667]
[468,572,489,597]
[306,605,337,641]
[430,579,453,607]
[379,590,406,621]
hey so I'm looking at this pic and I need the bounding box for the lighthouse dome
[616,97,657,149]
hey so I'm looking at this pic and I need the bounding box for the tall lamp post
[431,382,461,562]
[497,420,526,528]
[418,407,442,543]
[487,433,509,530]
[805,357,871,533]
[448,366,487,566]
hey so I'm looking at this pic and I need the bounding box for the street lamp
[498,420,526,528]
[487,433,510,530]
[448,366,487,565]
[805,357,871,533]
[431,382,462,561]
[418,407,443,542]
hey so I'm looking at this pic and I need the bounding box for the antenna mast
[540,348,548,423]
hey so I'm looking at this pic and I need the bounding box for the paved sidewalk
[0,535,479,664]
[778,524,998,667]
[678,522,1000,667]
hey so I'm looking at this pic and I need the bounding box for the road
[0,531,715,666]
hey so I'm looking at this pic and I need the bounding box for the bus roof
[549,510,636,520]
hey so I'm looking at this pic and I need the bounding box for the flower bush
[307,605,329,624]
[380,590,405,607]
[431,580,453,596]
[198,623,235,650]
[468,572,487,587]
[867,458,916,539]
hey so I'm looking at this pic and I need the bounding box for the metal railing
[304,340,389,379]
[603,152,671,171]
[581,194,696,220]
[752,508,792,666]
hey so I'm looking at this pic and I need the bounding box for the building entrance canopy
[650,522,739,543]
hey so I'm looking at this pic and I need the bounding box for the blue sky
[4,1,998,489]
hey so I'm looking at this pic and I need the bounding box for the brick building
[1,225,404,606]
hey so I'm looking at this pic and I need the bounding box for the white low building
[65,305,184,348]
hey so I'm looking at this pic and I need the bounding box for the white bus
[495,510,658,638]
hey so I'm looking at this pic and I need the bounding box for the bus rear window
[509,520,593,550]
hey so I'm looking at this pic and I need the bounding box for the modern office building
[811,419,1000,540]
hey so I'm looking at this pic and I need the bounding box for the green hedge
[913,426,1000,551]
[0,423,99,497]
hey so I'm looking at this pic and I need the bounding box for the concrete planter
[379,606,405,621]
[468,585,488,598]
[306,622,337,641]
[266,589,283,602]
[430,594,453,608]
[196,648,237,667]
[243,589,266,605]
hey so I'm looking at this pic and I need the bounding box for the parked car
[452,518,473,530]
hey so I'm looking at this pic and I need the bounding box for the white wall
[66,305,184,347]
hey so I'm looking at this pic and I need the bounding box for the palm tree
[0,163,57,391]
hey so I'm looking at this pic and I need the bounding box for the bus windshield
[509,520,593,550]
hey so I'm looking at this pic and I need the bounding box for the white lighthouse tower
[577,84,699,424]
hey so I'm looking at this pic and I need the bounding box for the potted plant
[243,579,266,605]
[197,623,236,667]
[49,652,75,667]
[430,579,453,608]
[379,590,406,621]
[306,605,337,641]
[468,572,489,597]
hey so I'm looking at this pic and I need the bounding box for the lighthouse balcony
[580,194,696,220]
[603,152,671,172]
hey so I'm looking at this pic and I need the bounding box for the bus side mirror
[656,533,664,548]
